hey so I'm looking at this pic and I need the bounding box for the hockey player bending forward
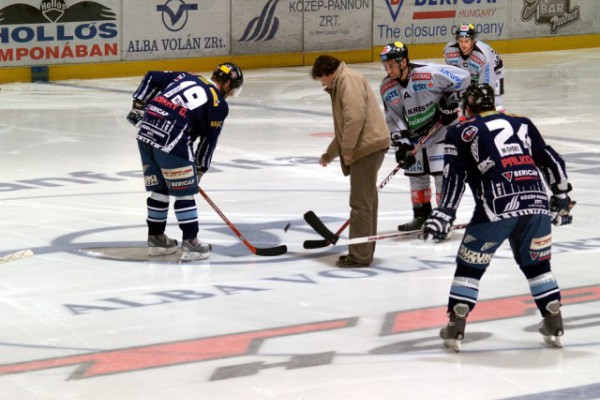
[423,83,575,352]
[127,63,244,261]
[379,42,470,231]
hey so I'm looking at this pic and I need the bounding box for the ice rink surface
[1,48,599,399]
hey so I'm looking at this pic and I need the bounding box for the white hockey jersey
[444,40,504,107]
[379,63,471,140]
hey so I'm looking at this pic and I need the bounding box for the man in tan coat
[311,55,390,268]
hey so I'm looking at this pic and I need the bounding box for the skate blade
[148,246,178,256]
[443,339,462,353]
[180,252,210,262]
[543,335,563,348]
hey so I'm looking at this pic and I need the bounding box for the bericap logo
[239,0,279,42]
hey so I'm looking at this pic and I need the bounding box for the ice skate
[399,203,432,232]
[148,234,178,256]
[538,300,564,348]
[181,238,211,261]
[398,216,427,232]
[440,303,469,352]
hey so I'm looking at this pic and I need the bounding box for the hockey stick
[0,249,34,265]
[325,223,468,247]
[303,164,403,249]
[197,187,287,256]
[411,120,443,155]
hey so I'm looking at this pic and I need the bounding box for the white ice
[1,48,599,400]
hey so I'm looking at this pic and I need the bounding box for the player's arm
[193,96,228,174]
[527,119,574,225]
[132,71,182,103]
[438,131,468,210]
[435,66,470,125]
[527,119,570,194]
[435,65,471,93]
[423,129,467,240]
[127,71,183,126]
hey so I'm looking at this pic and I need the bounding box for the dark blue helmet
[214,62,243,90]
[462,83,495,114]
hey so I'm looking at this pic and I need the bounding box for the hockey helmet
[455,24,477,40]
[380,41,408,63]
[462,83,495,115]
[213,62,244,95]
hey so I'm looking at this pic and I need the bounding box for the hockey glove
[126,100,146,127]
[439,94,459,126]
[550,194,575,226]
[422,208,456,241]
[391,131,417,169]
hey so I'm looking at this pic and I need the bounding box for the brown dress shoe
[336,255,369,268]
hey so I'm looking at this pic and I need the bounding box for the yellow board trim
[2,34,600,84]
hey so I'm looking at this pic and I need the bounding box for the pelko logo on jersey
[0,0,119,65]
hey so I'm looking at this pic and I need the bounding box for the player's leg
[509,214,563,347]
[399,149,432,231]
[138,142,178,256]
[155,150,210,261]
[440,219,514,351]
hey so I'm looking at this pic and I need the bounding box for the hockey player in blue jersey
[423,83,574,352]
[127,62,243,261]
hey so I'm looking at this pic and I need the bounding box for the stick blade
[254,245,288,257]
[303,239,331,249]
[303,211,338,243]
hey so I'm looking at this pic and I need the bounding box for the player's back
[447,112,549,221]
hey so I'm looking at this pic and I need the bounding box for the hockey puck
[283,223,291,232]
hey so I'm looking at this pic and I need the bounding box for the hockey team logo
[156,0,198,32]
[0,0,116,24]
[521,0,580,33]
[384,0,405,22]
[239,0,279,42]
[461,126,478,142]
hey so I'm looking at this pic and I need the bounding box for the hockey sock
[448,262,486,314]
[520,261,561,316]
[410,188,432,206]
[147,193,169,236]
[174,196,199,240]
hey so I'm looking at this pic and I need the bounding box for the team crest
[461,126,478,142]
